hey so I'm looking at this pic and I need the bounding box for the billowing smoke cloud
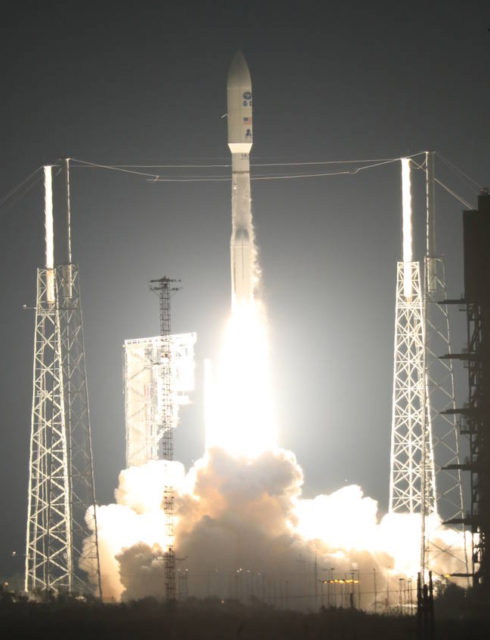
[84,460,184,601]
[84,446,468,608]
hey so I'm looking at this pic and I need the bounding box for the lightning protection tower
[149,276,180,603]
[422,151,467,576]
[389,159,437,522]
[25,162,101,597]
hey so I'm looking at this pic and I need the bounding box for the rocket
[227,51,255,307]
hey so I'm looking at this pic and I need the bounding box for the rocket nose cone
[227,51,251,88]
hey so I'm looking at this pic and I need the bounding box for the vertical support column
[149,277,181,603]
[423,151,468,578]
[420,154,430,580]
[58,263,102,597]
[65,158,72,265]
[44,166,55,304]
[25,268,72,593]
[401,158,413,299]
[425,151,437,296]
[26,167,72,593]
[389,160,436,527]
[389,261,436,516]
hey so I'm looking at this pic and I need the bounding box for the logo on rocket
[227,51,255,308]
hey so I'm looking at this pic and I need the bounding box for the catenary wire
[434,177,473,210]
[71,151,428,173]
[70,158,162,180]
[72,155,412,182]
[251,158,404,181]
[0,166,44,211]
[76,152,427,169]
[437,153,483,191]
[0,152,479,211]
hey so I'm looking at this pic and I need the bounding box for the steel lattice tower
[389,260,437,515]
[389,159,437,519]
[422,152,468,575]
[425,259,465,521]
[26,266,72,592]
[424,152,465,523]
[25,163,101,597]
[149,276,180,603]
[424,258,468,570]
[389,155,467,579]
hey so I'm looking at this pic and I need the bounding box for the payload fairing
[227,52,255,307]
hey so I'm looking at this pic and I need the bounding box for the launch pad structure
[25,163,101,596]
[17,47,476,603]
[389,258,436,516]
[150,277,178,603]
[389,154,467,578]
[123,277,196,603]
[123,332,195,468]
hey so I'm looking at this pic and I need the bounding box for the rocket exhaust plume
[84,54,469,608]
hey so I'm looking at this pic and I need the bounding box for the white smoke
[84,446,468,607]
[84,460,184,601]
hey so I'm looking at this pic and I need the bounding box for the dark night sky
[0,1,488,579]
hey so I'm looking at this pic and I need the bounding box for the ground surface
[1,594,489,639]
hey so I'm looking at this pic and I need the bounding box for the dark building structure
[446,190,490,590]
[462,190,490,590]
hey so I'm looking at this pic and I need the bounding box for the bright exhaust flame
[401,157,413,299]
[205,299,277,457]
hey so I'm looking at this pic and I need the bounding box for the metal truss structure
[423,258,469,578]
[462,301,487,585]
[420,150,468,576]
[123,333,196,468]
[25,265,101,596]
[150,277,179,603]
[425,258,467,530]
[124,330,195,604]
[389,261,436,516]
[123,277,195,602]
[443,191,490,590]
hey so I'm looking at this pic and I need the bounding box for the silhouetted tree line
[0,584,489,639]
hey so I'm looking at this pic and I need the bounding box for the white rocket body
[227,52,254,307]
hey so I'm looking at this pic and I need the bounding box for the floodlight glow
[44,166,55,303]
[401,158,413,298]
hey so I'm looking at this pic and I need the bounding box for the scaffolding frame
[150,277,180,603]
[124,333,195,468]
[424,258,468,575]
[389,261,436,516]
[421,150,467,576]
